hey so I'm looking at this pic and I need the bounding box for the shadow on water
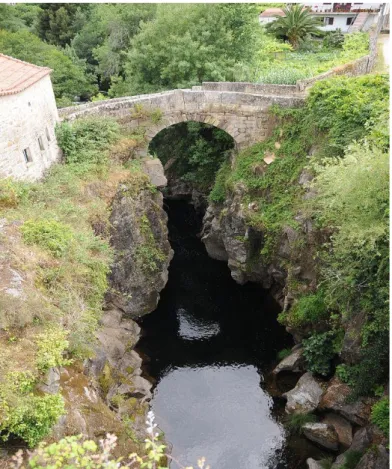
[137,200,326,469]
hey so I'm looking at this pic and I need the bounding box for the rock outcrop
[320,377,374,426]
[273,347,305,374]
[108,181,173,318]
[283,372,323,414]
[302,422,339,451]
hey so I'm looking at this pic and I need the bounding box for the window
[346,17,354,25]
[38,136,45,151]
[325,17,334,25]
[46,127,51,141]
[23,148,33,163]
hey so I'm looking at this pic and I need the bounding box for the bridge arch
[59,86,305,158]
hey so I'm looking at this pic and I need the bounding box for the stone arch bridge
[59,82,305,157]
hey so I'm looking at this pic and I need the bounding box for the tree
[266,4,322,48]
[0,29,97,104]
[109,4,260,96]
[37,3,90,47]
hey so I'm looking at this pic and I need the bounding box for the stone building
[0,54,60,180]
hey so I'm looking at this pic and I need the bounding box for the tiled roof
[259,8,285,17]
[0,53,52,97]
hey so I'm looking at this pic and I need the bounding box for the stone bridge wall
[59,89,305,156]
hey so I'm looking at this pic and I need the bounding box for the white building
[0,54,61,181]
[259,3,384,33]
[308,3,383,32]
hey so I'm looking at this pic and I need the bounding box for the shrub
[56,117,120,165]
[209,160,230,203]
[21,219,74,258]
[303,331,338,376]
[0,393,65,447]
[287,290,328,327]
[286,412,317,434]
[370,397,389,438]
[35,328,71,373]
[11,412,171,468]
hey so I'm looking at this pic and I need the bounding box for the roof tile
[0,53,52,97]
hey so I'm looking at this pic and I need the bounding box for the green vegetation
[0,116,151,447]
[10,412,179,469]
[0,392,64,447]
[281,290,328,327]
[0,29,97,105]
[266,4,322,48]
[150,121,234,194]
[337,451,363,469]
[286,412,317,434]
[302,331,341,376]
[277,348,292,361]
[21,219,74,258]
[370,397,389,438]
[56,116,120,166]
[0,3,372,100]
[256,32,369,84]
[135,215,166,273]
[210,73,389,394]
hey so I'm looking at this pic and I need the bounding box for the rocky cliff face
[108,175,173,318]
[201,182,318,309]
[55,159,173,453]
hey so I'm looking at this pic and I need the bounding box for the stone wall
[200,82,300,96]
[59,89,305,156]
[0,75,61,181]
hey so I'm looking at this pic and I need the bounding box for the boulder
[273,347,305,374]
[356,445,389,469]
[142,158,167,188]
[306,458,325,469]
[302,422,339,451]
[283,372,323,414]
[331,426,379,469]
[323,413,353,448]
[320,377,374,425]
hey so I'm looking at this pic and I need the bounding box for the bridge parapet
[59,88,305,156]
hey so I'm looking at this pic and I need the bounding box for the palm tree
[266,4,323,49]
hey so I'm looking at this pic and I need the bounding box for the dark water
[137,200,324,469]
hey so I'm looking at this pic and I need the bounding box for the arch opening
[148,121,235,201]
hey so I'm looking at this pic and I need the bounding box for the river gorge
[137,200,325,469]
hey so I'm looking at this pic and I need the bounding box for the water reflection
[177,307,221,340]
[153,366,285,469]
[137,200,293,469]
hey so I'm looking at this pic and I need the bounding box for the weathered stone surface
[302,423,339,451]
[38,366,60,394]
[320,377,374,425]
[340,311,367,365]
[355,445,389,469]
[331,426,380,469]
[323,413,353,448]
[108,184,173,318]
[141,158,167,188]
[283,372,323,414]
[306,458,325,469]
[273,347,305,374]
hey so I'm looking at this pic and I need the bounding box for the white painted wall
[0,75,61,181]
[318,14,357,31]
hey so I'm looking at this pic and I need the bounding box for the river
[137,199,324,469]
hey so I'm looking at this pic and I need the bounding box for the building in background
[0,54,60,180]
[259,3,385,33]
